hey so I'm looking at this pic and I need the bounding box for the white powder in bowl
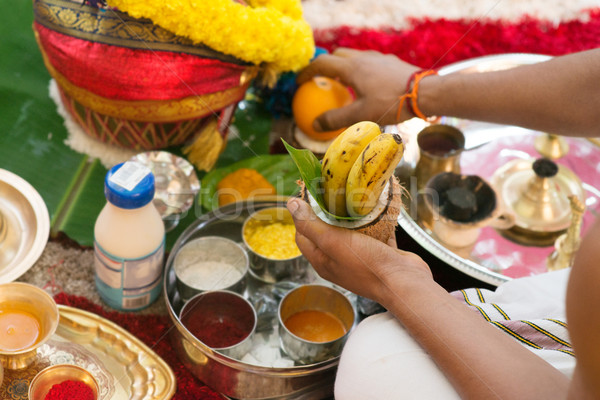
[177,261,244,291]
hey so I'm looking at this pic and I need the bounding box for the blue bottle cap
[104,162,155,209]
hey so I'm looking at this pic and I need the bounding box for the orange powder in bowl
[284,309,347,343]
[0,308,41,352]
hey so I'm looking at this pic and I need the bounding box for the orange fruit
[292,77,353,141]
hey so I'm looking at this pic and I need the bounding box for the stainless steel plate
[0,169,49,284]
[164,197,344,400]
[395,53,600,286]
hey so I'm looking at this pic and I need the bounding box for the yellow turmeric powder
[217,168,277,206]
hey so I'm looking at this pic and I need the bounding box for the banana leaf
[199,154,300,211]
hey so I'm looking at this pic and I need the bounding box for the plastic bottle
[94,161,165,311]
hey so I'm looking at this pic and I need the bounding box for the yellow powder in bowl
[244,221,301,260]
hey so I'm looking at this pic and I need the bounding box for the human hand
[286,197,432,305]
[296,48,420,132]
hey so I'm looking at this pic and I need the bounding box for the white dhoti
[335,269,574,399]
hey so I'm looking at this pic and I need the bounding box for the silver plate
[396,53,600,286]
[164,198,342,400]
[0,169,50,283]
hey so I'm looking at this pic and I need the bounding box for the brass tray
[0,305,176,400]
[396,53,600,286]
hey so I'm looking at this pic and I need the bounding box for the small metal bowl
[278,284,355,365]
[180,290,257,360]
[28,364,99,400]
[173,236,249,301]
[0,283,59,370]
[242,207,306,283]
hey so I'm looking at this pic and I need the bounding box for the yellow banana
[345,133,404,217]
[321,121,382,216]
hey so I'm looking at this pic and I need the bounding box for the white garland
[301,0,600,30]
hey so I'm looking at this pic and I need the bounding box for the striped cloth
[450,268,575,376]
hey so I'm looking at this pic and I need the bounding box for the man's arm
[287,197,570,399]
[420,48,600,137]
[300,48,600,138]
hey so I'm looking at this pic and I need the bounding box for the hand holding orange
[292,77,354,141]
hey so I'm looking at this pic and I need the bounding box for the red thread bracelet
[396,69,438,122]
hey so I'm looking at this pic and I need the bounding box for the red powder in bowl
[44,380,95,400]
[180,291,255,349]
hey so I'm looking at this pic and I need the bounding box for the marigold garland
[105,0,315,77]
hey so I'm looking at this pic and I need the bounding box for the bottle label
[109,161,151,191]
[93,239,165,311]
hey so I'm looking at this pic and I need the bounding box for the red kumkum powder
[44,379,95,400]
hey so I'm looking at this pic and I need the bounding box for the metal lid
[491,158,585,245]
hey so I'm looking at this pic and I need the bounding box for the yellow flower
[106,0,315,76]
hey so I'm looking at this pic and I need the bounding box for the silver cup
[242,207,307,283]
[278,284,355,365]
[173,236,249,301]
[179,290,257,360]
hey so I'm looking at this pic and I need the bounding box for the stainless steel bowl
[278,284,355,365]
[173,236,249,301]
[242,206,308,284]
[164,198,340,399]
[180,290,256,360]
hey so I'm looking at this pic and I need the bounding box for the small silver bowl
[180,290,257,360]
[0,283,59,370]
[29,364,99,400]
[173,236,249,301]
[242,207,306,283]
[278,284,355,365]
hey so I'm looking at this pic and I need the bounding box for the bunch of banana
[321,121,404,217]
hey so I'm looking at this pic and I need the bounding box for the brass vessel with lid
[491,158,585,246]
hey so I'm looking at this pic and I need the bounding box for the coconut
[299,176,404,244]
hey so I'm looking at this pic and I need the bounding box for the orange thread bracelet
[396,69,438,122]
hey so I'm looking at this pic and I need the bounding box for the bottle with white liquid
[94,161,165,311]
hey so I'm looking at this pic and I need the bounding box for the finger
[387,236,398,249]
[296,54,352,86]
[287,197,381,263]
[313,100,367,132]
[287,197,326,237]
[295,231,332,271]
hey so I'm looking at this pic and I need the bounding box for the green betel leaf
[282,139,362,221]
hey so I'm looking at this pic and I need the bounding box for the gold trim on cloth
[36,34,249,123]
[33,0,250,66]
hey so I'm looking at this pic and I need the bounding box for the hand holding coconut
[286,197,431,303]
